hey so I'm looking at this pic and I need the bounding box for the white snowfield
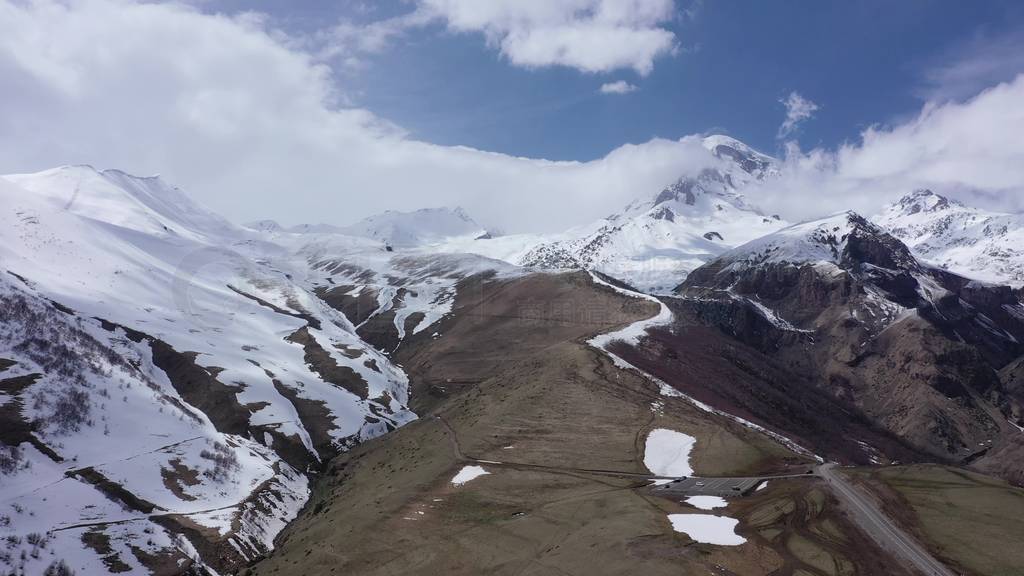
[0,167,517,575]
[715,210,867,272]
[667,514,746,546]
[450,465,490,486]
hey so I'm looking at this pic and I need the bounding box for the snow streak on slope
[877,189,1024,287]
[584,273,820,460]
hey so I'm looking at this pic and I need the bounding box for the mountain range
[1,137,1023,575]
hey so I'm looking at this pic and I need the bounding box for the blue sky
[2,0,1023,231]
[211,0,1024,160]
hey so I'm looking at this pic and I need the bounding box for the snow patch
[685,496,728,510]
[451,465,490,486]
[643,428,696,482]
[667,514,746,546]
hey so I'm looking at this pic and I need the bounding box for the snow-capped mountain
[877,189,1024,288]
[334,206,489,247]
[681,211,929,331]
[0,167,514,575]
[676,211,1024,467]
[502,135,787,292]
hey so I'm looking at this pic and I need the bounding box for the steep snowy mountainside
[0,169,420,574]
[0,165,524,575]
[877,189,1024,287]
[704,211,918,274]
[7,166,236,242]
[502,134,788,293]
[0,271,306,575]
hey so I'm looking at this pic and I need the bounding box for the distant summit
[516,134,787,292]
[336,206,488,247]
[877,189,1024,287]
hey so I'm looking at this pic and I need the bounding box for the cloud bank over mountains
[0,0,1022,234]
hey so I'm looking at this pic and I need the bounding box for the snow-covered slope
[0,167,435,574]
[0,165,524,574]
[491,135,787,292]
[709,211,914,271]
[877,189,1024,287]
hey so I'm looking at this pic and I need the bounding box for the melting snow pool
[667,514,746,546]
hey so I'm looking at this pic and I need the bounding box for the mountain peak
[702,134,778,179]
[878,189,1024,287]
[5,165,233,239]
[244,219,283,233]
[892,189,962,215]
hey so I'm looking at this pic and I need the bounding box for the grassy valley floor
[247,273,926,575]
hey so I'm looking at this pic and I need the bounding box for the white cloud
[308,1,681,76]
[417,0,678,75]
[599,80,637,94]
[313,9,435,71]
[918,29,1024,103]
[754,75,1024,221]
[777,91,819,139]
[0,0,709,234]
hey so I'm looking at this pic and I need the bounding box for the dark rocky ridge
[654,212,1024,483]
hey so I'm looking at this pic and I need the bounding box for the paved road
[654,476,767,497]
[818,464,957,576]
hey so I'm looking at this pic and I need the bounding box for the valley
[247,271,903,576]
